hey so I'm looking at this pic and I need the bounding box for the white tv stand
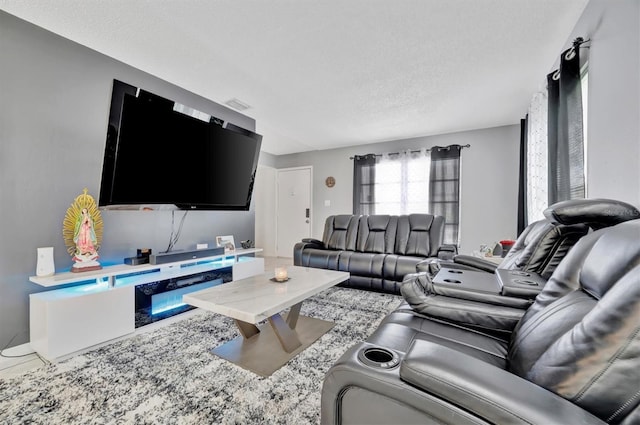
[28,248,264,360]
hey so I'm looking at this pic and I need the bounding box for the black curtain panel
[547,43,585,204]
[429,145,462,245]
[352,154,377,215]
[517,116,528,235]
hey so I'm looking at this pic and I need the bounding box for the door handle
[305,208,310,218]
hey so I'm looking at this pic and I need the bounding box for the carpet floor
[0,287,402,425]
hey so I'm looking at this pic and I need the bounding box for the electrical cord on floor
[0,333,49,366]
[0,333,28,358]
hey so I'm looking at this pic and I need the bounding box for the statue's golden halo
[62,188,103,257]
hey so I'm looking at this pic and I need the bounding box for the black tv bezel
[98,79,262,211]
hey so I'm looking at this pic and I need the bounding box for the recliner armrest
[293,239,326,266]
[301,237,323,246]
[417,258,487,276]
[453,254,499,273]
[437,244,458,260]
[401,272,529,332]
[415,258,438,274]
[496,269,547,299]
[400,340,605,425]
[321,342,489,424]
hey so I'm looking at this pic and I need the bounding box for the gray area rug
[0,287,402,424]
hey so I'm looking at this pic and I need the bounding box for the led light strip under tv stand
[28,248,264,361]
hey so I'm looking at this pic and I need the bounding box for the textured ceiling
[0,0,589,155]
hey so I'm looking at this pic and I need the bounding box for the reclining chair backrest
[394,214,444,257]
[322,215,359,251]
[356,215,397,254]
[543,197,640,230]
[498,220,589,279]
[497,198,640,279]
[507,218,640,423]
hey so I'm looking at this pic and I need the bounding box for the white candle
[275,266,288,281]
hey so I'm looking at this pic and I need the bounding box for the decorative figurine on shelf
[62,188,104,273]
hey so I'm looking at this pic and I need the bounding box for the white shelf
[28,247,265,361]
[29,248,263,288]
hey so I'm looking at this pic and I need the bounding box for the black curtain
[517,116,528,235]
[352,154,377,215]
[429,145,461,245]
[547,44,585,204]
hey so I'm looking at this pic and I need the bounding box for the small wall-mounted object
[325,176,336,188]
[36,247,55,277]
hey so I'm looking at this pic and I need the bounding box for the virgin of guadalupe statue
[74,208,98,259]
[63,188,104,272]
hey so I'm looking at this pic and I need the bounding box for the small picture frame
[216,235,236,253]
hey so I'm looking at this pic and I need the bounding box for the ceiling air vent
[224,98,251,111]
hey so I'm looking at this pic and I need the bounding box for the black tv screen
[99,80,262,210]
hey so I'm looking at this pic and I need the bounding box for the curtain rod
[551,37,590,80]
[349,144,470,160]
[564,37,590,60]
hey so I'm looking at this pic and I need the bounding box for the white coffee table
[183,266,349,377]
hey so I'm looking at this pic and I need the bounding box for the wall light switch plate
[196,243,209,249]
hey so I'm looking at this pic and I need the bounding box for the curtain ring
[552,69,560,81]
[565,47,576,61]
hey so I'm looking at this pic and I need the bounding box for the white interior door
[254,165,277,257]
[277,167,312,258]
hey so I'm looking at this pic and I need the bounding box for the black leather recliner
[402,199,640,337]
[401,199,640,336]
[321,218,640,424]
[423,198,639,279]
[294,213,454,294]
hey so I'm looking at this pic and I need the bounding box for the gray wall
[0,11,257,348]
[272,0,640,258]
[566,0,640,205]
[275,124,521,255]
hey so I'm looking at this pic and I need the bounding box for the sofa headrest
[500,220,589,279]
[543,198,640,230]
[394,214,441,257]
[407,214,434,231]
[367,215,394,231]
[333,215,354,230]
[357,215,398,254]
[323,215,359,251]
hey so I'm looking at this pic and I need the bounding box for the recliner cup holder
[514,279,538,286]
[443,279,462,284]
[447,270,463,274]
[357,347,400,369]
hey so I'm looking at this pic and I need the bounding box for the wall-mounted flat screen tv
[99,80,262,210]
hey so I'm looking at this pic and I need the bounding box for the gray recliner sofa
[403,199,640,338]
[293,214,455,294]
[320,218,640,424]
[424,198,639,279]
